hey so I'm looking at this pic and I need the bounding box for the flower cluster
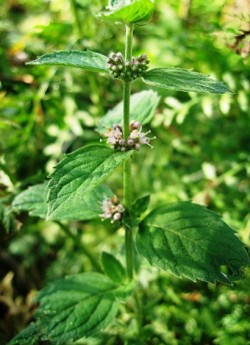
[107,52,150,81]
[100,195,125,222]
[102,121,156,151]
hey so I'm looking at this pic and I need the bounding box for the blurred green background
[0,0,249,344]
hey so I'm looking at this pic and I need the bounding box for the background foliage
[0,0,249,344]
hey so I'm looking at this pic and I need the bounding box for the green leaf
[8,323,41,345]
[97,90,160,135]
[12,182,114,221]
[101,252,126,283]
[27,50,109,73]
[36,273,119,344]
[36,273,119,343]
[8,273,133,345]
[47,145,133,220]
[100,0,155,24]
[108,0,128,8]
[142,68,232,94]
[12,183,48,218]
[132,194,150,218]
[136,202,249,283]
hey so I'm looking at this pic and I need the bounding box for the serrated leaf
[47,145,133,219]
[136,202,249,283]
[97,90,160,134]
[100,0,155,24]
[8,323,41,345]
[36,273,119,343]
[12,183,48,218]
[132,194,150,217]
[12,182,114,221]
[8,273,133,345]
[27,50,109,73]
[142,68,232,94]
[34,274,119,344]
[101,252,126,283]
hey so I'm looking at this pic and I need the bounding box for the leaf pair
[27,50,232,94]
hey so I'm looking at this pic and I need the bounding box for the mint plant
[9,1,249,344]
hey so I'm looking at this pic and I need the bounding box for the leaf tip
[25,60,37,66]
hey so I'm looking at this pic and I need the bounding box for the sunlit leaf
[12,182,114,221]
[137,202,249,283]
[142,68,232,94]
[27,50,109,73]
[108,0,129,8]
[97,90,160,134]
[100,0,155,24]
[47,145,133,219]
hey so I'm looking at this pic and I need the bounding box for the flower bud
[127,138,134,146]
[117,204,125,213]
[130,120,141,130]
[119,139,126,146]
[113,212,121,221]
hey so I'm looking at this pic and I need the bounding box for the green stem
[134,289,143,334]
[123,24,134,280]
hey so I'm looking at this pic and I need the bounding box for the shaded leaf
[136,202,249,283]
[10,273,129,345]
[47,145,133,220]
[142,68,232,94]
[101,252,126,283]
[132,194,150,218]
[12,182,114,221]
[97,90,160,134]
[8,323,41,345]
[100,0,155,24]
[27,50,109,73]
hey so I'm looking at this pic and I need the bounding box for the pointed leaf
[36,273,119,343]
[142,68,232,94]
[47,145,133,219]
[101,252,126,283]
[100,0,155,24]
[8,323,41,345]
[27,50,109,73]
[132,194,150,218]
[9,273,133,345]
[36,273,119,344]
[12,182,114,221]
[136,202,249,283]
[97,90,160,134]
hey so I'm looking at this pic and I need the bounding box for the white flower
[100,195,125,222]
